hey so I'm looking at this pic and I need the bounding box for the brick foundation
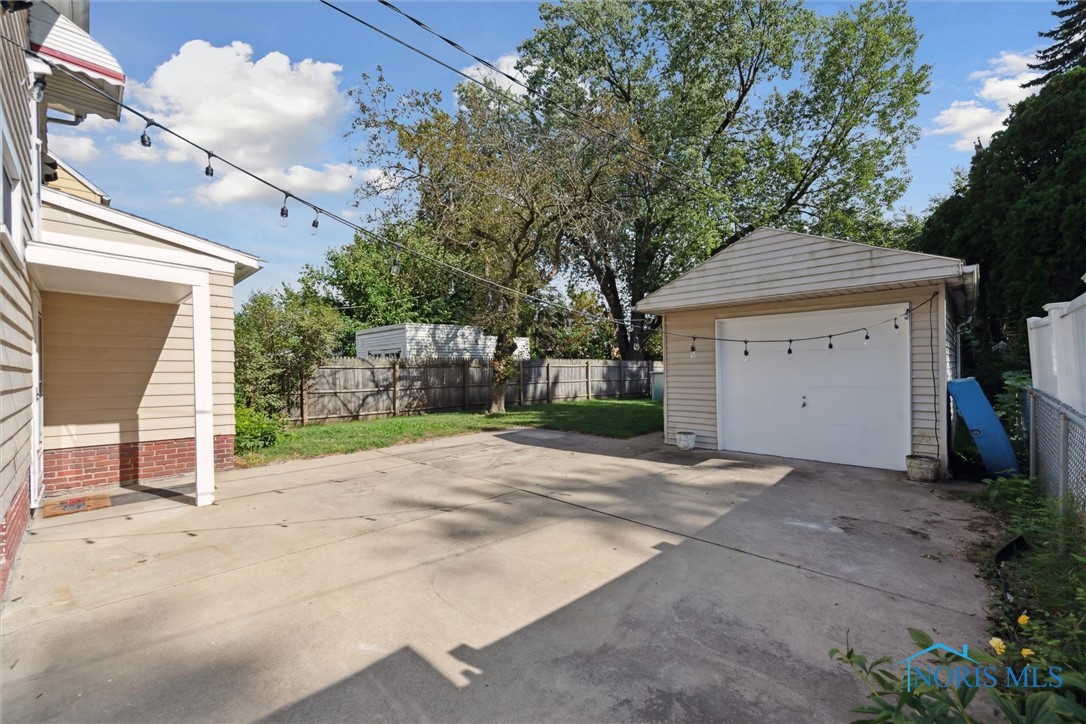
[44,434,235,495]
[1,475,31,600]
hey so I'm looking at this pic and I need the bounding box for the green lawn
[238,398,663,467]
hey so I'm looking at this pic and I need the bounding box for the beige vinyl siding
[210,271,235,435]
[1,245,33,517]
[1,13,36,518]
[47,165,105,204]
[640,228,964,312]
[661,286,948,460]
[42,202,197,251]
[43,273,235,449]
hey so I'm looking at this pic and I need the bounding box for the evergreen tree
[1025,0,1086,87]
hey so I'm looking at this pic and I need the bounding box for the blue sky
[51,1,1057,304]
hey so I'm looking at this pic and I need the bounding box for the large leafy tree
[1025,0,1086,88]
[350,75,622,411]
[914,68,1086,391]
[517,0,930,358]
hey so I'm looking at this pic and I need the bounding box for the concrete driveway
[1,430,993,723]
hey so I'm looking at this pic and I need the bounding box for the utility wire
[318,0,720,206]
[4,32,937,351]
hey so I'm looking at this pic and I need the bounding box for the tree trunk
[487,329,516,414]
[488,371,508,414]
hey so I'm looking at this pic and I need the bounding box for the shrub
[235,407,286,453]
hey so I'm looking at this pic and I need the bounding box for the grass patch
[237,398,663,467]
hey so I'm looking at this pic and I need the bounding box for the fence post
[300,375,309,426]
[586,360,592,400]
[1058,411,1070,513]
[1028,390,1037,479]
[392,360,399,417]
[619,361,625,399]
[463,360,470,410]
[518,361,524,406]
[546,362,551,403]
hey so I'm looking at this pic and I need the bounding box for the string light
[204,153,215,178]
[140,121,154,149]
[391,252,400,276]
[894,318,900,333]
[310,210,320,236]
[827,335,834,353]
[743,340,749,361]
[279,194,290,228]
[449,279,456,295]
[632,336,640,352]
[690,337,697,359]
[787,340,793,358]
[863,328,870,345]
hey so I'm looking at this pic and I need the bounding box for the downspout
[954,316,972,380]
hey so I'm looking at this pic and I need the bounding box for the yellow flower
[1022,648,1035,659]
[1018,613,1030,626]
[990,637,1007,655]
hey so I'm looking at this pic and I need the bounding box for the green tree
[531,289,620,359]
[299,221,470,354]
[518,0,931,358]
[1025,0,1086,88]
[914,68,1086,391]
[234,288,346,416]
[350,73,620,411]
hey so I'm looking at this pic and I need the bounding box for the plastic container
[676,431,696,451]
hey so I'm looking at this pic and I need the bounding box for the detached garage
[636,228,978,473]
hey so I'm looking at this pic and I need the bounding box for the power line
[318,0,720,207]
[4,32,937,354]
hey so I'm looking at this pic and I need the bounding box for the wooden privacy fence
[288,358,659,424]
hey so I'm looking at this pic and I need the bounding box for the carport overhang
[26,240,219,506]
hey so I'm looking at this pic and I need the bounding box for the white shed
[355,323,529,360]
[636,228,978,472]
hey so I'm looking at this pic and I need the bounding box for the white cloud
[930,51,1041,151]
[460,53,526,96]
[115,40,350,204]
[48,134,99,163]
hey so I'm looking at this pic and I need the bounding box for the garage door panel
[717,304,910,470]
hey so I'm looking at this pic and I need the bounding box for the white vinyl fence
[1026,273,1086,512]
[1027,274,1086,415]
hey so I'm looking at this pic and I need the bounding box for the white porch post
[192,284,215,506]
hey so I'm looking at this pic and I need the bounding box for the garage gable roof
[637,228,969,313]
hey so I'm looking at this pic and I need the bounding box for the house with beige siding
[636,228,977,473]
[0,1,261,598]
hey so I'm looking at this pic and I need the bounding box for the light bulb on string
[787,339,793,359]
[903,308,911,320]
[310,211,320,237]
[204,153,215,178]
[743,340,749,361]
[632,335,640,352]
[863,328,870,345]
[279,194,290,228]
[893,317,900,334]
[391,252,400,276]
[690,337,697,359]
[449,279,456,295]
[140,121,154,158]
[827,335,834,354]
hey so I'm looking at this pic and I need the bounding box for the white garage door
[716,304,910,470]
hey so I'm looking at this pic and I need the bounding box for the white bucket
[676,431,697,451]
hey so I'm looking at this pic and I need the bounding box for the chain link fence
[1027,387,1086,513]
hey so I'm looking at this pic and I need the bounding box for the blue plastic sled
[947,377,1020,477]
